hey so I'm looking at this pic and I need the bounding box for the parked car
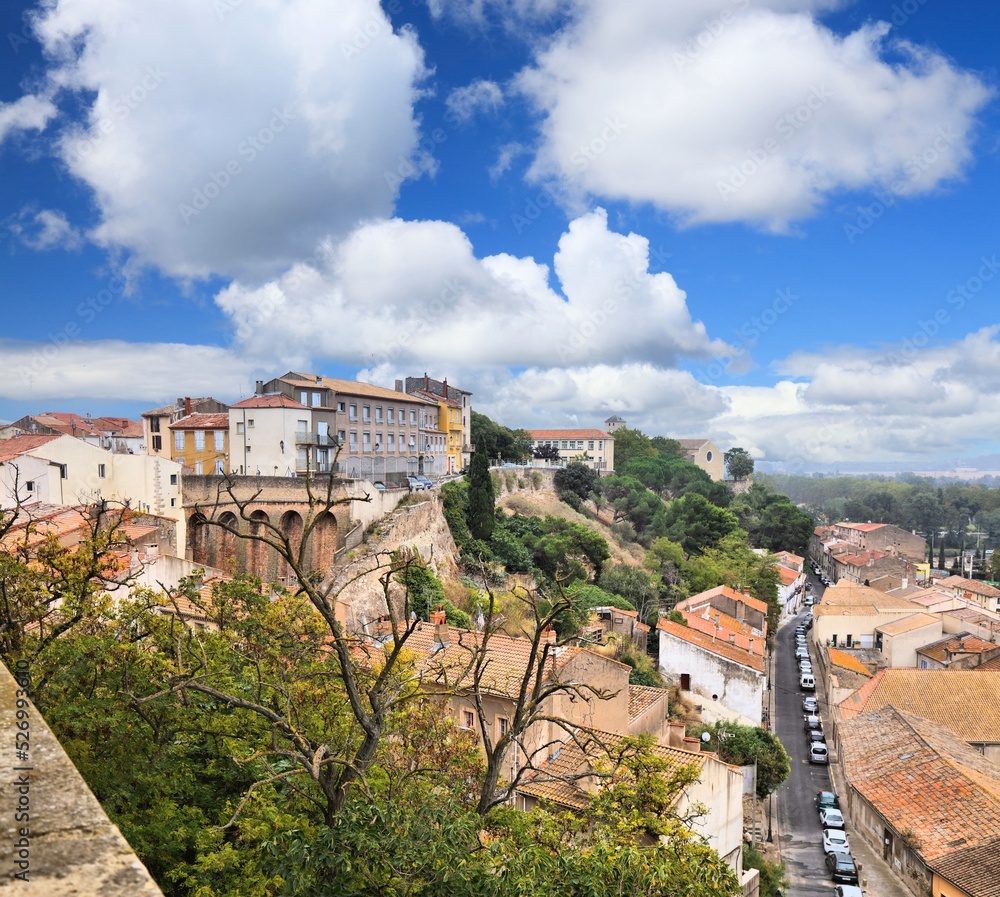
[414,475,435,489]
[406,476,429,491]
[835,886,864,897]
[804,714,821,730]
[810,743,829,764]
[809,730,826,745]
[802,696,819,713]
[816,790,840,811]
[795,646,809,659]
[826,852,859,884]
[823,828,850,855]
[800,673,816,691]
[820,807,845,829]
[372,481,387,492]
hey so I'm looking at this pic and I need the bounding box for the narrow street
[772,574,914,897]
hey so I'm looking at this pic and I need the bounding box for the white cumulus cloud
[516,0,992,229]
[27,0,427,280]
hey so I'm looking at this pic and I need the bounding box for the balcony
[462,443,475,453]
[295,431,339,446]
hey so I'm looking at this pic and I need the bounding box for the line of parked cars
[406,475,435,492]
[796,620,816,692]
[816,791,863,891]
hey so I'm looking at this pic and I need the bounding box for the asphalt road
[773,577,840,896]
[772,573,913,897]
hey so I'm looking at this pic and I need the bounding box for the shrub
[530,470,543,489]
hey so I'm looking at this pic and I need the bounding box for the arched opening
[311,511,338,577]
[217,511,239,571]
[189,513,209,565]
[278,510,304,586]
[247,510,272,581]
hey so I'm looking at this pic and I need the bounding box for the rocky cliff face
[334,495,460,632]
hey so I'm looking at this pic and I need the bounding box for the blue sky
[1,0,998,470]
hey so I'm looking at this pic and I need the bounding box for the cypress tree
[466,451,496,541]
[938,539,946,571]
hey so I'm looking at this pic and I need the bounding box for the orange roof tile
[838,669,1000,743]
[627,685,669,722]
[231,394,308,409]
[169,412,231,429]
[838,707,1000,861]
[838,522,886,532]
[656,618,765,672]
[828,648,872,678]
[526,429,613,440]
[875,612,941,636]
[0,433,60,462]
[930,836,1000,897]
[282,372,437,404]
[917,634,997,664]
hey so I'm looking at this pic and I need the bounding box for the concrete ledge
[0,659,163,895]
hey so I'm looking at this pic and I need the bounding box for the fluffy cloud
[28,0,426,280]
[9,209,83,251]
[516,0,992,229]
[0,339,258,403]
[717,328,1000,465]
[0,94,58,142]
[446,79,504,122]
[216,209,731,369]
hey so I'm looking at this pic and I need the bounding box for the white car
[820,807,845,829]
[835,887,864,897]
[810,743,829,764]
[823,828,850,855]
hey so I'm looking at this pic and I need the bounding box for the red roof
[526,429,612,439]
[656,618,765,672]
[839,522,886,532]
[231,394,308,409]
[169,413,231,429]
[0,434,61,462]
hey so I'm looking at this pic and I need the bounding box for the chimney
[443,377,448,396]
[668,721,686,749]
[424,372,429,391]
[541,626,557,645]
[683,736,702,753]
[255,380,264,395]
[395,379,403,392]
[729,633,736,645]
[748,637,755,653]
[429,608,449,650]
[315,375,322,385]
[184,397,192,416]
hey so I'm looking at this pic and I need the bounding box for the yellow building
[168,412,230,475]
[404,374,473,474]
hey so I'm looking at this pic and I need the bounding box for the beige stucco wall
[880,620,943,667]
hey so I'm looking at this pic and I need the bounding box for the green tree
[466,450,496,541]
[392,548,446,620]
[664,492,739,555]
[555,461,599,502]
[598,563,659,626]
[695,722,790,798]
[609,426,657,468]
[724,447,755,481]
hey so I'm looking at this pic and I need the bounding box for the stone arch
[311,511,339,576]
[217,511,240,572]
[247,510,272,581]
[278,510,304,586]
[189,512,209,565]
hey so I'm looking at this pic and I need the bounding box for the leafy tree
[694,722,790,798]
[470,411,532,462]
[440,479,472,551]
[555,461,598,502]
[466,450,496,541]
[744,844,789,897]
[532,443,561,461]
[598,563,659,626]
[724,447,755,481]
[663,492,739,555]
[392,549,446,620]
[650,436,686,459]
[608,426,657,468]
[529,517,611,584]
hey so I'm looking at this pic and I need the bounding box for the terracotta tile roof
[656,618,765,673]
[930,835,1000,897]
[0,505,91,551]
[381,623,627,697]
[819,583,920,611]
[828,648,873,678]
[526,429,613,440]
[875,612,941,636]
[516,728,707,810]
[679,584,769,617]
[231,394,309,409]
[952,579,1000,599]
[142,398,222,417]
[169,413,231,429]
[283,372,437,404]
[776,565,799,587]
[0,433,61,462]
[776,550,804,564]
[917,633,997,664]
[676,439,712,451]
[976,656,1000,672]
[838,522,886,532]
[838,707,1000,861]
[408,388,462,409]
[627,685,669,722]
[838,669,1000,743]
[680,609,764,655]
